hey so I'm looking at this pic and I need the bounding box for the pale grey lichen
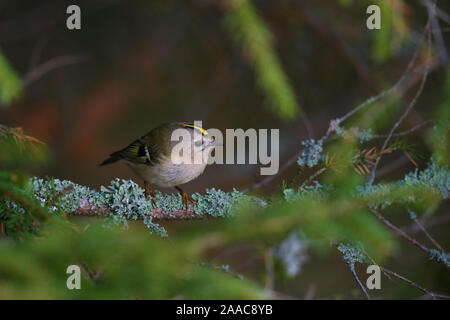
[408,210,417,220]
[334,125,346,138]
[356,183,394,210]
[297,139,323,168]
[100,178,160,234]
[30,177,166,236]
[404,161,450,199]
[355,161,449,209]
[198,262,244,280]
[335,126,373,144]
[283,182,331,202]
[143,215,168,238]
[101,179,151,218]
[28,177,261,237]
[31,177,97,212]
[152,191,183,213]
[429,249,450,267]
[274,231,310,277]
[283,188,299,202]
[358,128,374,143]
[192,188,249,217]
[2,198,26,215]
[337,243,367,265]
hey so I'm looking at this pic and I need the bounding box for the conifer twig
[381,267,450,300]
[402,212,450,234]
[23,54,89,86]
[348,262,370,300]
[370,209,430,254]
[412,217,445,252]
[371,121,430,139]
[368,4,434,184]
[248,16,434,193]
[71,202,208,221]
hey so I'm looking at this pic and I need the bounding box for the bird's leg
[175,186,195,212]
[144,181,157,207]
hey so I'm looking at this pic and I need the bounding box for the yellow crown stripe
[181,124,208,135]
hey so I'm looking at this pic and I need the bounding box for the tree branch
[70,200,207,221]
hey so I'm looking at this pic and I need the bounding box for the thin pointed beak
[208,136,223,147]
[210,140,223,147]
[201,138,223,151]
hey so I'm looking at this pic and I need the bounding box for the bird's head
[167,122,222,165]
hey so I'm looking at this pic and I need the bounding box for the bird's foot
[181,191,196,212]
[144,182,157,207]
[176,186,196,213]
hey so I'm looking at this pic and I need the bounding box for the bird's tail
[99,151,122,166]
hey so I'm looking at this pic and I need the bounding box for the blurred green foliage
[225,0,301,120]
[0,134,48,167]
[431,69,450,167]
[0,51,22,107]
[0,171,63,240]
[0,222,265,299]
[373,0,394,62]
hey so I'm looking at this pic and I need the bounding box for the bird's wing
[114,135,161,166]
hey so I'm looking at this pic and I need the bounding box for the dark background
[0,0,449,299]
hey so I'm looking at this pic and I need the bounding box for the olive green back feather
[99,122,195,167]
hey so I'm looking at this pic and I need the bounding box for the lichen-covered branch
[69,198,203,220]
[338,243,450,300]
[30,177,264,237]
[2,159,447,243]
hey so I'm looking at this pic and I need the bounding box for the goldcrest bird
[100,122,220,210]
